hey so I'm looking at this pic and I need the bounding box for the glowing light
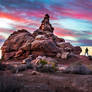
[62,36,77,41]
[0,32,9,39]
[0,18,15,29]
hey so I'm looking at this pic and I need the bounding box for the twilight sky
[0,0,92,46]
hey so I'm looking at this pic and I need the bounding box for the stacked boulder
[1,14,82,61]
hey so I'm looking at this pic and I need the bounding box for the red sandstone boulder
[1,29,34,60]
[57,42,73,48]
[31,39,59,57]
[57,42,73,53]
[35,35,48,40]
[73,46,82,55]
[53,36,65,43]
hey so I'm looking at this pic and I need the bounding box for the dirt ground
[1,55,92,92]
[1,69,92,92]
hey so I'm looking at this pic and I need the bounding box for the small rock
[22,55,33,64]
[61,52,69,59]
[31,71,39,75]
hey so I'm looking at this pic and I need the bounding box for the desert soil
[1,69,92,92]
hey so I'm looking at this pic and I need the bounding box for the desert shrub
[52,63,57,71]
[36,60,57,73]
[0,63,6,71]
[0,75,22,92]
[39,59,47,65]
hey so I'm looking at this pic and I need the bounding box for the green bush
[39,59,47,65]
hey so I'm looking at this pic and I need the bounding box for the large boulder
[57,42,82,59]
[35,35,47,40]
[63,62,92,74]
[1,29,34,60]
[73,46,82,55]
[57,42,73,49]
[31,39,59,57]
[53,35,65,43]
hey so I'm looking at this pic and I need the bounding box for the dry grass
[80,46,92,56]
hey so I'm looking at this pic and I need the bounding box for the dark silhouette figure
[85,48,88,56]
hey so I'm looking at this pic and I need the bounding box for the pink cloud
[53,6,92,21]
[54,27,77,37]
[0,11,28,23]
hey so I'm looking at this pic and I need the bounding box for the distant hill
[81,46,92,56]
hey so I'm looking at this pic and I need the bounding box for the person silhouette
[85,48,88,56]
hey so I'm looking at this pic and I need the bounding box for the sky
[0,0,92,46]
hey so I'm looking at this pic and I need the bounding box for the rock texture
[39,14,54,32]
[31,39,59,57]
[73,46,82,55]
[1,14,82,61]
[1,29,34,60]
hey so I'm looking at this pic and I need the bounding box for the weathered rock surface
[22,55,33,64]
[31,39,59,57]
[73,46,82,55]
[1,29,34,60]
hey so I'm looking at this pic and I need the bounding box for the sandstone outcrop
[1,14,82,61]
[31,39,59,57]
[1,29,34,60]
[73,46,82,55]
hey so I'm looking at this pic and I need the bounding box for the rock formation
[1,14,82,61]
[39,14,54,32]
[1,29,34,60]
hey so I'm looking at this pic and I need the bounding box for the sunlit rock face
[1,14,81,61]
[1,29,34,60]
